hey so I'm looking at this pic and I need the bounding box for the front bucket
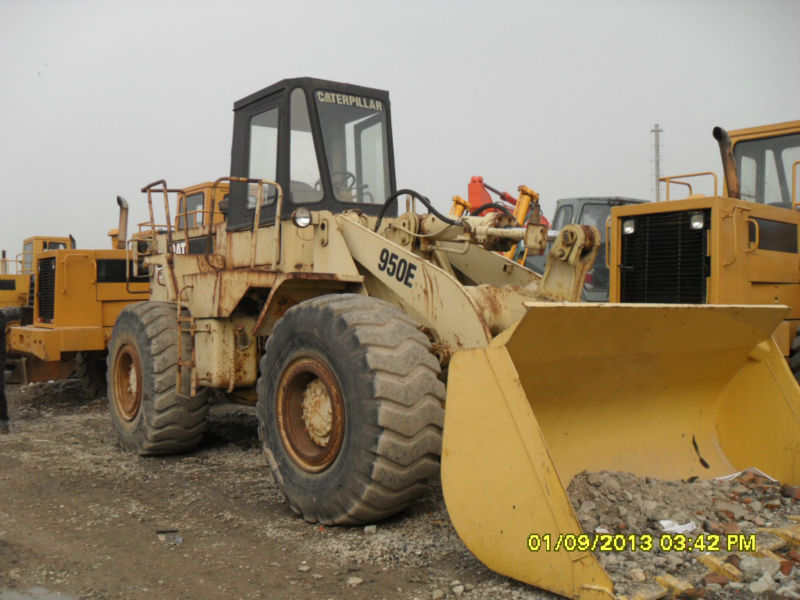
[441,303,800,599]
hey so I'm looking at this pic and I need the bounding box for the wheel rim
[114,344,143,421]
[276,356,345,473]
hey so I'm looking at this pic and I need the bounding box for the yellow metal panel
[48,252,100,327]
[9,325,105,360]
[101,300,137,328]
[728,121,800,145]
[96,281,149,302]
[0,274,28,307]
[749,284,800,318]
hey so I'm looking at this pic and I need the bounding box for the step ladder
[176,292,198,398]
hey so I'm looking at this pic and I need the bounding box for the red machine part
[468,175,549,226]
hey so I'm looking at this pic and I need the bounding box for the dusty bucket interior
[441,303,800,599]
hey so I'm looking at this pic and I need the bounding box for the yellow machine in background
[0,236,74,309]
[102,79,800,600]
[7,184,226,393]
[609,121,800,374]
[2,236,76,383]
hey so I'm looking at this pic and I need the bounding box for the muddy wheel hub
[277,357,344,473]
[114,344,142,421]
[301,378,332,446]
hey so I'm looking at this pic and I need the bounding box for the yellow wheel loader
[107,78,800,600]
[1,236,75,310]
[1,236,76,384]
[608,121,800,376]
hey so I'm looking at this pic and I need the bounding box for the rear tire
[257,294,445,525]
[107,301,208,455]
[76,351,107,399]
[791,327,800,383]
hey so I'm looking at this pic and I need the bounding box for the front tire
[257,294,445,525]
[107,301,208,455]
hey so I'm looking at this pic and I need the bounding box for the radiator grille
[619,209,710,303]
[37,257,56,322]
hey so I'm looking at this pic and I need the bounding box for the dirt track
[0,381,554,600]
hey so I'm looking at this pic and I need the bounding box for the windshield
[315,90,390,204]
[735,132,800,206]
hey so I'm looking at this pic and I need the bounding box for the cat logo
[316,90,383,112]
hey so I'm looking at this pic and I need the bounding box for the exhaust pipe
[1,250,6,275]
[116,196,129,250]
[713,126,740,199]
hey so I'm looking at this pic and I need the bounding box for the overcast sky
[1,0,798,255]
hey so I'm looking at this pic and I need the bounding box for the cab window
[735,132,800,206]
[178,193,205,229]
[22,242,33,272]
[290,89,324,204]
[248,107,279,207]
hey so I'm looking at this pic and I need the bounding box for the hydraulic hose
[374,189,458,232]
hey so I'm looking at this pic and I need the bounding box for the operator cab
[730,122,800,207]
[227,77,397,230]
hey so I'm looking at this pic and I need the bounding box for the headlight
[622,219,636,235]
[292,208,313,228]
[689,213,704,230]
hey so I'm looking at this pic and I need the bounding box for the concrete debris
[567,470,800,599]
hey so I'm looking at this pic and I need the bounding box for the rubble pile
[567,470,800,598]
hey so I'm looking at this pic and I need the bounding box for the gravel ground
[0,381,558,600]
[568,471,800,598]
[5,381,800,600]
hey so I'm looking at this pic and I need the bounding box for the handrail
[16,251,34,274]
[660,172,718,202]
[604,217,611,269]
[792,160,800,210]
[141,180,183,255]
[0,257,23,275]
[746,217,760,253]
[722,205,750,267]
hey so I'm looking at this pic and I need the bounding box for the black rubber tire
[791,327,800,383]
[75,351,107,399]
[107,301,209,455]
[1,306,22,324]
[257,293,445,525]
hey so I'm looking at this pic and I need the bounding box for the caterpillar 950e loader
[108,78,800,599]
